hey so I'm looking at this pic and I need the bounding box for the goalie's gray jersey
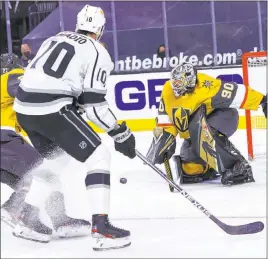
[13,31,117,132]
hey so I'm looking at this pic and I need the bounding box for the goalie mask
[170,62,197,97]
[76,5,106,41]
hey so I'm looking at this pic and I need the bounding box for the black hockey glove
[146,127,176,165]
[108,122,136,159]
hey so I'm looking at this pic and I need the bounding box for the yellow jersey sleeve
[240,86,264,110]
[200,73,265,111]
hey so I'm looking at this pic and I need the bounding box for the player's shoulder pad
[196,72,220,89]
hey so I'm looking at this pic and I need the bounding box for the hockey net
[242,51,267,160]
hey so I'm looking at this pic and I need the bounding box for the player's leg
[177,108,241,184]
[0,133,41,227]
[176,139,220,184]
[201,107,254,184]
[1,169,25,227]
[52,105,130,250]
[16,105,130,250]
[10,129,91,241]
[187,106,254,185]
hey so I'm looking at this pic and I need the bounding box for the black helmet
[0,53,23,75]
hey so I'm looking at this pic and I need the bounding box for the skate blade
[56,225,91,238]
[1,209,17,229]
[93,236,131,251]
[12,223,51,243]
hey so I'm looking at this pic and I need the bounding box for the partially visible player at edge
[146,62,267,185]
[0,53,91,237]
[12,5,136,251]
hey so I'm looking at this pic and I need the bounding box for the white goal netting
[245,53,267,159]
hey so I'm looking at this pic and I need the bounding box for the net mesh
[245,53,267,159]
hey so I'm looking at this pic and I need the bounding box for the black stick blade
[212,216,264,235]
[223,221,264,235]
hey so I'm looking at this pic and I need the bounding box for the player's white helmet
[76,5,106,41]
[170,62,197,97]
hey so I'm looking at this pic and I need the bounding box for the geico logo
[115,79,168,111]
[114,74,243,111]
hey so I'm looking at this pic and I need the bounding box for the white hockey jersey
[13,31,117,132]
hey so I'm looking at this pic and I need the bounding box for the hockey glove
[108,121,136,159]
[146,127,176,165]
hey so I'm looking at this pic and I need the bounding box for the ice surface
[1,130,266,258]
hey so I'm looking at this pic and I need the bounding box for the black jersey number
[97,68,107,85]
[31,41,75,79]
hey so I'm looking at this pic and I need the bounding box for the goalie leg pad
[189,105,239,174]
[188,105,254,185]
[206,108,239,138]
[174,155,220,184]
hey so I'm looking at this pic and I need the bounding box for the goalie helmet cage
[242,51,267,160]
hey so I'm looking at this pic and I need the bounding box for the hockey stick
[163,154,174,192]
[136,149,264,235]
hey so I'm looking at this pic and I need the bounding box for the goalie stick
[163,154,174,192]
[136,149,264,235]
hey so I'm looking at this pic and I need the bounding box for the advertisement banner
[88,66,266,132]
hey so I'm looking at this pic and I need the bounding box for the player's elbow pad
[85,105,117,132]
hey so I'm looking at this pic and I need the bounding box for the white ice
[1,130,266,258]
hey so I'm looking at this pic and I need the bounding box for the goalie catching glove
[146,127,176,165]
[108,121,136,159]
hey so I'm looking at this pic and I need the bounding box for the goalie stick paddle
[136,149,264,235]
[163,154,174,192]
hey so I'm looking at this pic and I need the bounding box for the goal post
[242,51,267,160]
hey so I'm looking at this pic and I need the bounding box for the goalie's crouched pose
[1,53,90,237]
[146,62,267,185]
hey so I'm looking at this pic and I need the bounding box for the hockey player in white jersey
[13,5,136,251]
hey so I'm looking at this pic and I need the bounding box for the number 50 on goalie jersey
[13,31,117,132]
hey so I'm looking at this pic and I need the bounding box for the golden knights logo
[172,107,191,132]
[202,80,213,88]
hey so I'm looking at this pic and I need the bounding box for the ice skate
[12,203,52,243]
[51,215,91,238]
[1,191,26,228]
[91,214,131,251]
[1,207,18,228]
[46,191,91,238]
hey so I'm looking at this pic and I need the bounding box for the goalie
[146,62,267,185]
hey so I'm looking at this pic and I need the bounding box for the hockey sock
[84,144,111,215]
